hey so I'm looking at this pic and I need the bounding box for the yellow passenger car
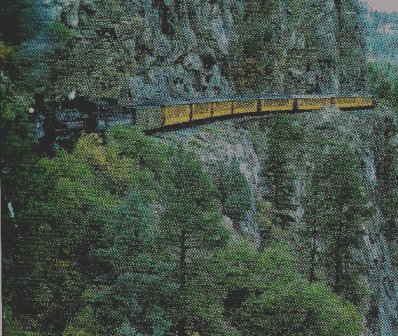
[212,101,233,117]
[162,104,191,126]
[261,98,294,112]
[192,102,213,121]
[233,100,258,114]
[297,98,331,110]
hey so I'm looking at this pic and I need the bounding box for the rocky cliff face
[236,0,366,94]
[158,107,398,336]
[49,0,366,103]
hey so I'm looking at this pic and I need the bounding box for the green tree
[8,128,162,333]
[107,125,171,183]
[238,280,362,336]
[1,41,39,326]
[0,42,37,222]
[214,242,363,336]
[159,146,228,336]
[62,306,100,336]
[313,147,370,304]
[3,306,44,336]
[367,62,392,100]
[262,116,303,223]
[256,197,283,249]
[301,166,325,283]
[219,158,252,222]
[374,118,398,239]
[94,191,173,335]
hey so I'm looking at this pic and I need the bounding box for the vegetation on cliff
[3,124,364,336]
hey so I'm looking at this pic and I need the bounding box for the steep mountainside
[43,0,366,104]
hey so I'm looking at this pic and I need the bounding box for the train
[134,95,376,132]
[29,94,376,152]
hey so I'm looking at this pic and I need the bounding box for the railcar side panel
[212,101,233,117]
[334,97,358,109]
[163,104,191,126]
[297,98,331,110]
[233,100,258,114]
[356,97,374,107]
[261,98,294,112]
[192,103,213,121]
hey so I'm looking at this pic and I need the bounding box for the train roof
[131,93,374,108]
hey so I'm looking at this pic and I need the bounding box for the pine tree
[256,198,283,250]
[301,165,326,283]
[264,141,295,213]
[218,157,252,222]
[94,191,173,335]
[315,147,370,304]
[160,146,228,336]
[262,116,302,224]
[374,118,398,241]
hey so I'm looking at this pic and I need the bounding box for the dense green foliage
[0,41,37,207]
[2,123,364,336]
[1,42,41,331]
[0,47,375,332]
[213,242,362,336]
[262,115,303,223]
[302,146,371,304]
[375,121,398,242]
[218,158,252,222]
[367,62,398,263]
[367,62,398,104]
